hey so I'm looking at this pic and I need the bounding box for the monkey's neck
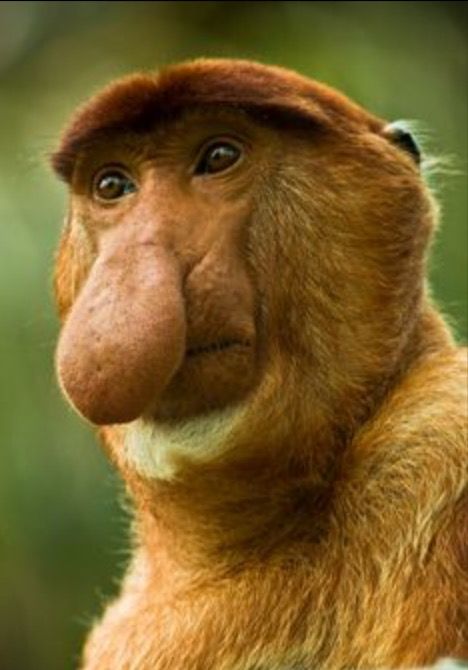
[132,443,338,573]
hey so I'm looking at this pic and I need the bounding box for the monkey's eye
[194,141,242,175]
[93,169,137,201]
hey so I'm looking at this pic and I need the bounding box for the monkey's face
[53,60,432,460]
[54,110,278,425]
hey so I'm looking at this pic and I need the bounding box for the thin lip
[186,340,252,358]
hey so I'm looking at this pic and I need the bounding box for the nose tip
[56,243,187,425]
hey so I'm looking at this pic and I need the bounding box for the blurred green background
[0,2,466,668]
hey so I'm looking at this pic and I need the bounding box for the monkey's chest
[82,547,437,670]
[82,573,341,670]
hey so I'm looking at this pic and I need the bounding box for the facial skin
[56,110,264,425]
[51,60,467,670]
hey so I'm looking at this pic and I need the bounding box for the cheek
[184,219,256,333]
[181,197,257,334]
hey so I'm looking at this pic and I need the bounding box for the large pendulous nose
[56,240,186,425]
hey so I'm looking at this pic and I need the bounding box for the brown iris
[93,169,137,201]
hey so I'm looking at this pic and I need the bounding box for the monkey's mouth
[186,339,252,358]
[152,337,255,420]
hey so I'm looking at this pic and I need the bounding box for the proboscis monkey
[51,59,467,670]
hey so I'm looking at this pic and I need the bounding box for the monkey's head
[52,60,433,474]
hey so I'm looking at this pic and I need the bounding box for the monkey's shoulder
[367,346,467,448]
[349,347,467,515]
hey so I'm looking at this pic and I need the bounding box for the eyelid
[190,135,246,176]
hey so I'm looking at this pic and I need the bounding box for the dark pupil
[203,144,239,173]
[97,172,133,199]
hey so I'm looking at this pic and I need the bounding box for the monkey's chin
[150,343,257,422]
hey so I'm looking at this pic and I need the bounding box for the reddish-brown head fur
[51,59,466,669]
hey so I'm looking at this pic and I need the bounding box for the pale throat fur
[123,407,246,481]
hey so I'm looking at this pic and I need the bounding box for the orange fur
[51,59,467,669]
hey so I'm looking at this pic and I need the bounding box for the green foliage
[0,2,466,668]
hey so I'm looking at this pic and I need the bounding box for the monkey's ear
[383,122,422,165]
